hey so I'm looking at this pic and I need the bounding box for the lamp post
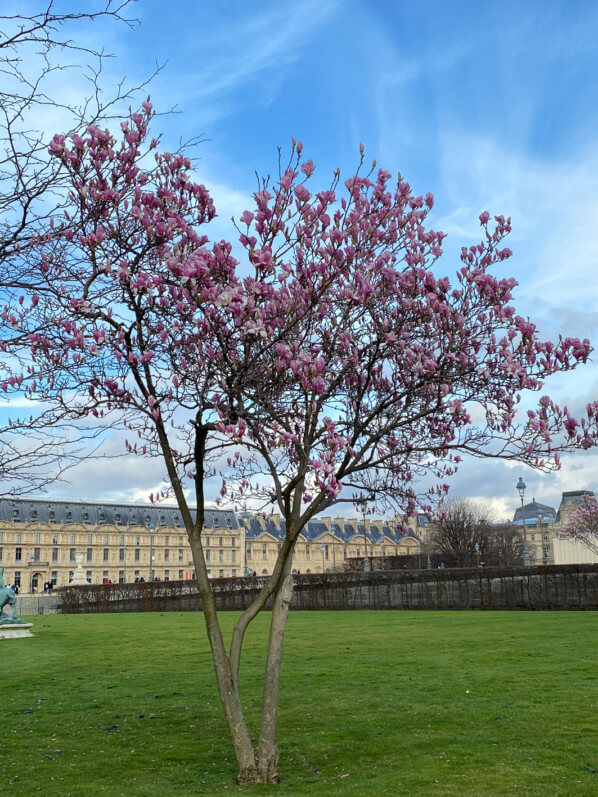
[516,477,531,567]
[417,545,421,570]
[474,541,480,568]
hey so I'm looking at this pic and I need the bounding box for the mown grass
[1,611,596,795]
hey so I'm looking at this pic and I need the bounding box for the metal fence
[55,564,598,613]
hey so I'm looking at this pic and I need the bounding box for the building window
[0,548,2,562]
[70,548,76,562]
[219,550,224,564]
[219,569,224,578]
[135,535,140,545]
[324,545,329,560]
[34,547,41,562]
[232,569,236,577]
[206,550,211,563]
[178,549,183,563]
[164,536,169,546]
[51,571,57,585]
[543,534,549,541]
[344,547,347,559]
[246,543,251,558]
[164,549,169,562]
[150,548,155,562]
[87,533,93,545]
[164,570,169,581]
[306,546,310,559]
[86,548,93,563]
[119,534,125,545]
[277,543,282,552]
[232,550,236,564]
[69,571,74,583]
[178,536,183,546]
[118,570,125,584]
[0,532,3,543]
[219,537,223,547]
[134,570,140,580]
[102,571,109,582]
[14,571,21,587]
[135,549,140,562]
[104,534,109,545]
[261,569,268,576]
[15,547,22,562]
[119,548,125,563]
[35,532,40,544]
[231,537,236,547]
[52,548,58,563]
[179,570,184,580]
[53,533,58,545]
[16,532,22,544]
[262,543,267,558]
[70,533,76,544]
[86,570,92,584]
[103,548,109,563]
[205,536,210,546]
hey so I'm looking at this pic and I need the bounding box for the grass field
[1,611,596,795]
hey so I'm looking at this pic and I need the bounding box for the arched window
[261,569,268,576]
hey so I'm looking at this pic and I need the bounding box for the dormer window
[49,510,55,523]
[31,510,38,520]
[12,509,19,520]
[115,513,121,524]
[66,511,72,522]
[82,512,89,524]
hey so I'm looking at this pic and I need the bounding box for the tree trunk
[254,559,295,783]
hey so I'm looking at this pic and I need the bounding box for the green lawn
[1,611,596,795]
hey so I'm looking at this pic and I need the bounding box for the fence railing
[55,564,598,613]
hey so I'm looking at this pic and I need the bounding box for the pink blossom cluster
[7,106,598,519]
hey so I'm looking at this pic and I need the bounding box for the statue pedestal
[0,622,34,639]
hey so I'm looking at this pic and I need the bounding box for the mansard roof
[239,514,416,544]
[0,497,237,530]
[512,500,557,525]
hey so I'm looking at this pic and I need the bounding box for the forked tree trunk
[255,559,295,783]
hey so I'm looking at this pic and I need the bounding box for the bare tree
[0,1,154,492]
[430,500,494,567]
[487,524,524,567]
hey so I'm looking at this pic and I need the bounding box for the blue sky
[5,0,598,519]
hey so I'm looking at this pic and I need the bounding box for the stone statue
[0,567,24,624]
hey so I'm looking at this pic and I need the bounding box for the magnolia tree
[562,496,598,556]
[8,105,598,783]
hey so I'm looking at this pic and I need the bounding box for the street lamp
[516,477,531,567]
[417,545,421,570]
[474,541,480,568]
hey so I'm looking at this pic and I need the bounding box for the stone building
[241,513,421,575]
[0,497,420,594]
[511,490,598,565]
[0,498,240,594]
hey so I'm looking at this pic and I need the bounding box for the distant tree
[562,495,598,556]
[430,500,494,567]
[487,524,524,567]
[6,106,598,783]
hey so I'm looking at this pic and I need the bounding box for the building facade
[0,498,420,594]
[511,490,598,565]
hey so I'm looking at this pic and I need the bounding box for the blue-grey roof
[0,497,237,530]
[512,500,556,524]
[240,515,414,544]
